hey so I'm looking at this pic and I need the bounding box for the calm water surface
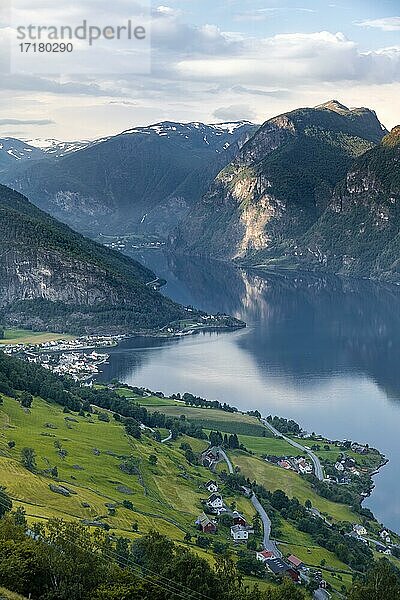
[97,251,400,532]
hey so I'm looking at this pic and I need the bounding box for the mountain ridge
[0,120,258,238]
[172,101,388,260]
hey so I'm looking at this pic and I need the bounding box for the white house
[207,493,223,510]
[380,530,391,544]
[353,524,367,537]
[256,550,274,562]
[335,461,345,472]
[296,458,312,474]
[230,525,249,541]
[205,480,219,493]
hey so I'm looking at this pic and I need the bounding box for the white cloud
[234,7,316,22]
[213,104,256,121]
[357,17,400,32]
[155,5,182,18]
[176,31,400,86]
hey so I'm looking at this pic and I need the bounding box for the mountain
[23,137,92,157]
[172,101,387,259]
[0,183,187,334]
[282,125,400,283]
[0,138,45,171]
[1,121,257,238]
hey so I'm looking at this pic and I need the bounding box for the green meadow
[0,329,74,345]
[0,395,223,541]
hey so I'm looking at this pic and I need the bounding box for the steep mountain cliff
[172,101,387,259]
[0,184,187,333]
[283,126,400,283]
[1,121,257,238]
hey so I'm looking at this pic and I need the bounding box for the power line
[0,495,218,600]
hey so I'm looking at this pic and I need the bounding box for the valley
[0,100,399,600]
[0,358,396,599]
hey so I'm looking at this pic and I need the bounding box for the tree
[7,440,15,449]
[349,560,400,600]
[98,412,110,422]
[0,487,12,517]
[252,513,262,537]
[125,418,141,439]
[13,506,27,528]
[20,391,33,408]
[21,447,37,472]
[305,499,312,509]
[236,551,265,577]
[149,454,158,466]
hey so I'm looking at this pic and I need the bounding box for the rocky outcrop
[292,127,400,282]
[173,101,387,260]
[0,184,185,333]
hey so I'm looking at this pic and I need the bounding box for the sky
[0,0,399,140]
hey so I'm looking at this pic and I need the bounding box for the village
[194,447,330,594]
[22,350,110,382]
[1,334,120,356]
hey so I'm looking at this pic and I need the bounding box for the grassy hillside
[0,395,219,540]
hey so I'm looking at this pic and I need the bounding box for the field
[0,388,384,597]
[114,387,183,407]
[230,451,359,523]
[0,395,221,541]
[0,329,74,345]
[238,433,304,457]
[0,588,28,600]
[146,405,269,436]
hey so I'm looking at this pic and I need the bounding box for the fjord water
[98,251,400,532]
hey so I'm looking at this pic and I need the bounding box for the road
[251,493,282,557]
[262,419,324,481]
[218,446,281,558]
[218,448,234,474]
[161,430,172,443]
[313,589,331,600]
[217,447,284,557]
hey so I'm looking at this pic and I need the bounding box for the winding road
[251,493,282,557]
[262,419,324,481]
[217,446,281,558]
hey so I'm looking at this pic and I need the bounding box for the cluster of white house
[196,481,254,541]
[352,524,396,555]
[271,456,313,475]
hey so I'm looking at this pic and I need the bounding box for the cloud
[234,7,316,22]
[151,17,241,55]
[213,104,256,121]
[176,31,400,85]
[357,17,400,32]
[0,118,55,126]
[0,74,126,97]
[155,5,182,18]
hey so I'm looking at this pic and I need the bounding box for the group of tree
[209,430,241,450]
[266,416,301,436]
[182,392,238,413]
[0,498,307,600]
